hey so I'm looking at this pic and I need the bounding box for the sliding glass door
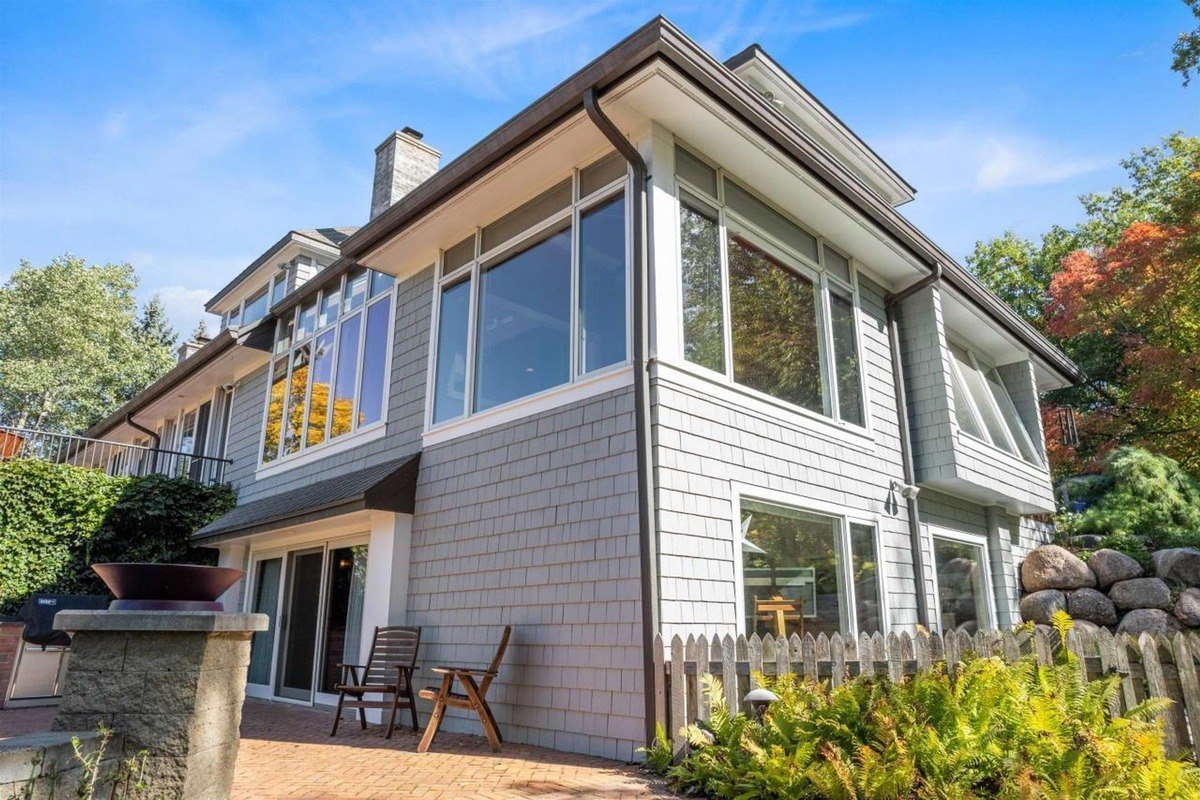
[276,548,325,701]
[244,539,370,704]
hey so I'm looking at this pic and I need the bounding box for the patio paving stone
[3,700,677,799]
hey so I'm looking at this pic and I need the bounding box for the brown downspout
[125,412,162,472]
[583,87,660,745]
[885,263,942,630]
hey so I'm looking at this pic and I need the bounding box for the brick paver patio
[1,700,676,799]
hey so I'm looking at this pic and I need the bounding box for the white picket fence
[652,628,1200,761]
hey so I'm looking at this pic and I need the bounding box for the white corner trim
[254,423,387,480]
[422,365,634,447]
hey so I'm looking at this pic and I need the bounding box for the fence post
[1139,632,1181,758]
[830,633,846,687]
[696,635,711,724]
[652,633,666,738]
[721,635,738,713]
[1171,632,1200,763]
[669,635,685,756]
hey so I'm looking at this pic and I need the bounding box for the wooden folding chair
[417,625,511,753]
[330,625,421,739]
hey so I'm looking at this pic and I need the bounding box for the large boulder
[1066,588,1118,626]
[1175,588,1200,627]
[1117,608,1184,636]
[1020,545,1096,592]
[1152,548,1200,588]
[1020,589,1067,625]
[1109,577,1173,611]
[1087,549,1144,589]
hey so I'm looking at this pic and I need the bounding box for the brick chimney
[370,127,440,221]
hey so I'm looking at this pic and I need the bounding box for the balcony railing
[0,425,231,486]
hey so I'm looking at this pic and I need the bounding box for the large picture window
[429,154,629,426]
[261,268,394,464]
[676,145,867,428]
[739,498,883,638]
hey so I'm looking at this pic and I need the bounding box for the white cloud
[359,1,620,100]
[879,123,1107,193]
[147,284,219,341]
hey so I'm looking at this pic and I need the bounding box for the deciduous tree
[0,255,177,432]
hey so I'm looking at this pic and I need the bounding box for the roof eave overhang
[83,330,241,440]
[326,15,1081,386]
[204,231,343,313]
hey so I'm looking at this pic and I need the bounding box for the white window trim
[259,274,397,467]
[674,153,874,436]
[928,525,998,636]
[424,159,632,433]
[729,484,889,639]
[946,338,1043,467]
[423,364,632,448]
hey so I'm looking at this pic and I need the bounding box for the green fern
[647,634,1200,800]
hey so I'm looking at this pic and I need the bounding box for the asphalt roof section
[204,227,359,312]
[193,453,420,544]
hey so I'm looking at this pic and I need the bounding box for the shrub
[0,460,235,613]
[646,616,1200,799]
[1058,447,1200,560]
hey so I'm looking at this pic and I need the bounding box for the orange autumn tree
[1044,172,1200,473]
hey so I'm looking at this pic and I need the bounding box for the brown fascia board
[204,230,342,313]
[83,329,239,440]
[723,43,917,200]
[304,16,1082,385]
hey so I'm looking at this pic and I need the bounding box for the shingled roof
[193,453,419,544]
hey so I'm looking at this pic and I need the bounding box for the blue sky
[1,1,1195,336]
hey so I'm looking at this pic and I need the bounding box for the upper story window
[676,145,866,428]
[220,285,269,331]
[429,152,629,426]
[261,267,395,464]
[947,341,1042,465]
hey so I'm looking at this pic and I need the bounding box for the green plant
[648,614,1200,799]
[1057,447,1200,562]
[0,460,235,613]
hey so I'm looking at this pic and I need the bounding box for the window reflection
[680,201,725,373]
[433,279,470,423]
[728,235,824,414]
[742,501,846,638]
[578,194,627,373]
[934,537,990,634]
[829,290,864,426]
[474,226,572,412]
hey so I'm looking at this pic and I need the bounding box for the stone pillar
[51,610,266,800]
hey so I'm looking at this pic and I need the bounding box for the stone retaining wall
[0,731,118,799]
[1019,544,1200,635]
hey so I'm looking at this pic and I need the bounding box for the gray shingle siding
[653,276,920,640]
[896,286,1054,513]
[896,285,957,485]
[407,387,643,760]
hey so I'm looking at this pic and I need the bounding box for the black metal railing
[0,425,231,486]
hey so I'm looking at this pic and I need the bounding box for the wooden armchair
[330,625,421,739]
[417,625,512,753]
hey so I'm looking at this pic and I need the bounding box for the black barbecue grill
[17,594,109,647]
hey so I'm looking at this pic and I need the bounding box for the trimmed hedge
[0,459,235,613]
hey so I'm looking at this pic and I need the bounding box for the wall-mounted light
[891,480,920,501]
